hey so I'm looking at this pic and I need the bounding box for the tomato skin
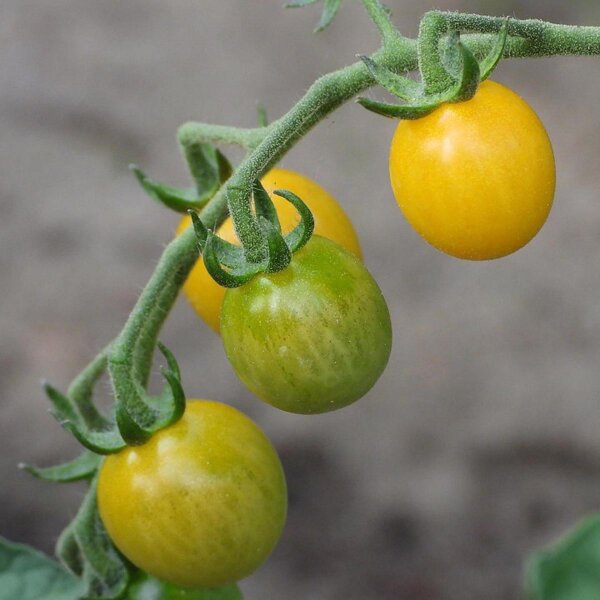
[220,236,392,414]
[97,401,287,589]
[388,80,556,260]
[177,167,362,332]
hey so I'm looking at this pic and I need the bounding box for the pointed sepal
[112,341,186,446]
[130,165,208,213]
[260,217,292,273]
[480,19,509,81]
[274,189,315,253]
[359,56,421,102]
[56,478,131,600]
[253,179,281,232]
[202,232,264,288]
[20,450,101,483]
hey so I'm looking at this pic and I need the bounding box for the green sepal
[131,166,208,213]
[444,31,481,102]
[57,478,131,600]
[132,144,231,215]
[480,18,509,81]
[64,424,126,455]
[0,536,85,600]
[359,56,421,102]
[189,211,245,268]
[113,341,186,446]
[184,143,232,197]
[44,382,126,455]
[273,189,315,253]
[260,217,292,273]
[202,232,264,288]
[253,179,281,233]
[44,382,80,424]
[525,514,600,600]
[357,97,439,119]
[20,450,101,483]
[286,0,342,32]
[358,31,481,119]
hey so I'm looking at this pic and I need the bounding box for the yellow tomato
[97,400,287,589]
[177,167,362,332]
[388,80,556,260]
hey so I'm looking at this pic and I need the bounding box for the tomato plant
[388,80,556,260]
[8,4,600,600]
[177,167,362,332]
[220,235,392,414]
[97,401,287,589]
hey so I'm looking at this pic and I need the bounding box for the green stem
[178,122,269,150]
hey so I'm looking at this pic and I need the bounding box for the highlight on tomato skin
[220,235,393,415]
[97,400,288,589]
[176,167,362,332]
[388,79,556,260]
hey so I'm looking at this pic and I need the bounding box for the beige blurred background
[2,1,600,598]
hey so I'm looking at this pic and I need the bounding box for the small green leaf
[20,450,101,483]
[480,19,509,81]
[0,536,84,600]
[126,572,243,599]
[359,56,421,102]
[526,515,600,600]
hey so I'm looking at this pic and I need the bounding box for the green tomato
[98,400,287,589]
[221,235,392,414]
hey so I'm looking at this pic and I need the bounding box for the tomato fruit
[220,235,392,414]
[97,400,287,589]
[177,167,362,332]
[388,80,556,260]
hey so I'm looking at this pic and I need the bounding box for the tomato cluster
[98,79,556,592]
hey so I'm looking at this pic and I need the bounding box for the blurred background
[2,1,600,598]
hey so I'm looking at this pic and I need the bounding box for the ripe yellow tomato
[388,80,556,260]
[177,167,362,332]
[97,401,287,589]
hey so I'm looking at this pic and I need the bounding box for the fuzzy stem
[178,122,269,150]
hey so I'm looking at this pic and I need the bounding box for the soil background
[2,1,600,599]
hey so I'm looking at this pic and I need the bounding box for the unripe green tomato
[97,401,287,589]
[221,236,392,414]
